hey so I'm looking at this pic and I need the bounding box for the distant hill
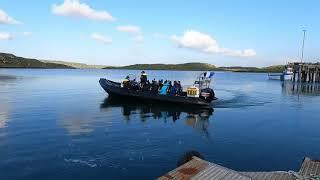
[259,65,284,73]
[219,65,284,73]
[219,66,260,72]
[0,53,74,69]
[103,63,219,71]
[103,63,284,72]
[41,60,106,69]
[0,52,285,72]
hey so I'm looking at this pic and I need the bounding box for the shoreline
[0,67,279,73]
[1,53,284,73]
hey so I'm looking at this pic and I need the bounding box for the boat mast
[301,29,307,63]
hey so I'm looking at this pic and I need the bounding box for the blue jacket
[160,83,169,95]
[170,86,176,95]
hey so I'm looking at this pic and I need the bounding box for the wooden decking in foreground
[159,156,320,180]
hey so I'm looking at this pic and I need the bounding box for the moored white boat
[268,66,293,81]
[281,67,293,81]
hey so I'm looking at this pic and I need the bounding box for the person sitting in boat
[123,75,130,89]
[130,79,140,91]
[167,80,172,94]
[170,81,177,96]
[160,81,169,95]
[176,81,183,96]
[151,79,159,93]
[158,79,163,91]
[140,71,148,85]
[141,80,151,92]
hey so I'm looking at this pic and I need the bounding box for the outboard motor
[193,71,216,102]
[200,88,215,102]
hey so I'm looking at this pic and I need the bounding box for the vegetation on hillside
[0,53,74,69]
[104,63,219,71]
[104,63,284,73]
[41,60,106,69]
[259,65,284,73]
[219,65,284,73]
[1,52,285,72]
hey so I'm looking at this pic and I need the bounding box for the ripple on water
[213,89,272,108]
[64,158,98,168]
[1,69,320,180]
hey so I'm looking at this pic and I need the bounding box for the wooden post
[298,65,302,82]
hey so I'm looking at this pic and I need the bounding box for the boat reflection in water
[282,81,320,96]
[100,96,214,137]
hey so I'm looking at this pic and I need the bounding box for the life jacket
[122,79,130,88]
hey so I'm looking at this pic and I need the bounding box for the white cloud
[91,33,112,44]
[116,25,141,35]
[0,32,13,40]
[23,32,32,36]
[134,35,144,43]
[116,25,144,43]
[171,30,256,57]
[52,0,116,22]
[224,49,257,57]
[0,9,21,24]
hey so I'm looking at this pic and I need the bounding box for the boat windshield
[193,72,215,89]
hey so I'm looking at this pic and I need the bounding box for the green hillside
[41,60,106,69]
[104,63,219,71]
[103,63,284,72]
[1,52,285,72]
[0,53,74,69]
[220,65,284,73]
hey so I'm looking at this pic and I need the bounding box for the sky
[0,0,319,67]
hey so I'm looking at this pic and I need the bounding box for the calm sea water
[1,69,320,180]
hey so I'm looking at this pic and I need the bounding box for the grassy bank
[104,63,284,73]
[0,53,74,69]
[1,52,284,72]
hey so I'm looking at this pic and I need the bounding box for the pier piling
[288,62,320,83]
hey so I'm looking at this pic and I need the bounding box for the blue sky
[0,0,319,67]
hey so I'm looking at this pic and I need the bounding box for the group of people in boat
[122,71,184,96]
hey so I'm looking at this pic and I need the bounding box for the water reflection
[0,75,14,130]
[100,97,214,137]
[0,103,10,129]
[282,81,320,96]
[59,114,94,135]
[0,74,17,81]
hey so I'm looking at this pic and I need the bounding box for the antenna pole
[301,29,306,63]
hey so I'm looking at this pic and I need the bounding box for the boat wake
[64,158,98,168]
[212,91,272,108]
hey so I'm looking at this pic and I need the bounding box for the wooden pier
[159,156,320,180]
[288,62,320,83]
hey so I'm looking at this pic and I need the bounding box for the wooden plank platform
[158,157,250,180]
[159,156,320,180]
[158,156,209,180]
[298,157,320,178]
[240,171,295,180]
[192,159,251,180]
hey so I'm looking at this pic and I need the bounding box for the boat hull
[99,78,213,107]
[268,73,293,81]
[282,74,293,81]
